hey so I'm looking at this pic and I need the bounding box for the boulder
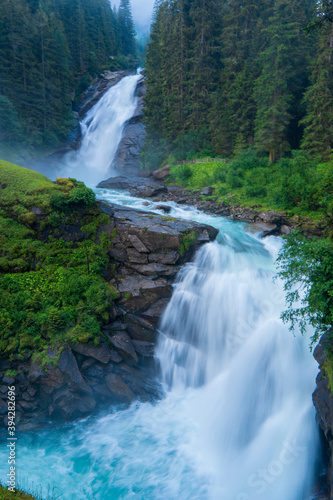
[105,373,135,404]
[97,176,167,198]
[71,343,113,364]
[153,165,170,181]
[106,331,138,365]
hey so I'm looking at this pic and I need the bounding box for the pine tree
[254,0,313,161]
[118,0,136,57]
[302,22,333,160]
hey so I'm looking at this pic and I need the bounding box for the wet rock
[132,341,155,357]
[124,314,156,343]
[97,176,167,198]
[58,349,92,395]
[2,376,15,385]
[71,343,113,364]
[105,373,135,404]
[106,331,138,365]
[156,204,172,213]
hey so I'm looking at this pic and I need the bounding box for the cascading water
[0,198,320,499]
[54,72,141,186]
[0,75,321,498]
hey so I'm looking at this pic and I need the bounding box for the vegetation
[0,484,38,500]
[0,160,118,365]
[143,0,333,169]
[0,0,138,154]
[169,150,333,221]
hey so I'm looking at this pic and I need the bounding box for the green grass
[0,160,118,366]
[168,150,333,226]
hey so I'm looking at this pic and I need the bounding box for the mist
[111,0,154,35]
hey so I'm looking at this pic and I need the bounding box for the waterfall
[155,232,319,500]
[55,72,141,186]
[0,202,320,500]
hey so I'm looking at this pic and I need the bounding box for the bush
[278,232,333,344]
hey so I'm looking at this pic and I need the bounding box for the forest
[0,0,137,152]
[144,0,333,165]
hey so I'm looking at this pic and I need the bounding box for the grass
[0,160,118,366]
[168,151,332,225]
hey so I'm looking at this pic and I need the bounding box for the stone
[128,234,149,253]
[152,165,170,181]
[105,373,135,404]
[71,343,113,364]
[200,187,213,196]
[280,225,291,235]
[97,176,167,198]
[58,349,92,394]
[124,314,156,343]
[2,376,15,385]
[106,331,138,365]
[132,341,155,357]
[126,248,148,264]
[156,205,172,213]
[126,262,179,277]
[148,251,180,265]
[141,299,169,324]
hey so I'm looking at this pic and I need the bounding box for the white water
[54,72,141,186]
[0,75,321,499]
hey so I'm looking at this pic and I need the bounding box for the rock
[71,343,113,364]
[156,204,172,213]
[141,299,169,324]
[126,248,148,264]
[102,322,128,332]
[2,376,15,384]
[128,234,149,253]
[126,262,179,277]
[200,187,213,196]
[153,165,170,181]
[97,176,167,198]
[106,331,138,365]
[280,224,292,235]
[18,401,35,412]
[58,349,92,394]
[105,373,135,404]
[148,251,180,265]
[0,399,7,415]
[51,391,96,419]
[124,314,156,343]
[132,341,155,357]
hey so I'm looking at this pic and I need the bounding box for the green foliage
[277,232,333,344]
[144,0,315,163]
[0,0,138,154]
[169,149,333,221]
[0,484,38,499]
[0,161,117,362]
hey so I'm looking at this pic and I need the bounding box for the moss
[179,230,198,256]
[123,292,133,300]
[4,369,18,378]
[0,484,38,499]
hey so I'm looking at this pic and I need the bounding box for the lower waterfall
[0,197,320,499]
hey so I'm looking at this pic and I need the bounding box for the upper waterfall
[56,73,141,187]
